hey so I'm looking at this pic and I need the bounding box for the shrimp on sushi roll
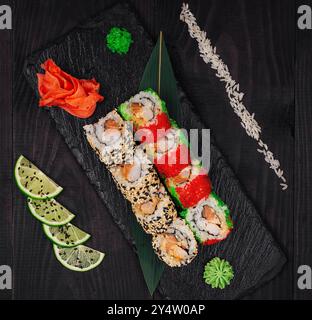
[109,147,161,205]
[132,185,177,235]
[181,192,233,245]
[83,110,134,167]
[118,89,171,143]
[152,218,198,267]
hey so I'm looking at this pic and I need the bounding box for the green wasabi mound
[203,257,234,289]
[106,27,133,54]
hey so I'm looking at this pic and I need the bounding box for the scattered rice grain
[180,3,288,190]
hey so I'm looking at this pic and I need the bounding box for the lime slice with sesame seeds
[43,223,91,248]
[14,155,63,200]
[27,198,75,226]
[53,244,105,272]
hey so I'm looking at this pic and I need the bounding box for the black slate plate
[23,3,286,299]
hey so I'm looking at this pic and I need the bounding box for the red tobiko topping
[202,229,232,246]
[135,113,171,143]
[155,144,191,178]
[37,59,104,118]
[176,174,212,208]
[203,239,223,246]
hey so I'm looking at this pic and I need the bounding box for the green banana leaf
[140,32,182,122]
[128,32,181,296]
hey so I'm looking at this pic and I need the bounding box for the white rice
[109,146,161,204]
[185,194,230,243]
[83,110,134,167]
[180,3,287,190]
[129,91,162,115]
[152,218,198,267]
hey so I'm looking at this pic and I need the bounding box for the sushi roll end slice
[83,110,134,167]
[152,218,198,267]
[181,192,233,245]
[118,88,171,143]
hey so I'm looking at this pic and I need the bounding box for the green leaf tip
[139,32,181,124]
[203,257,234,289]
[106,27,133,54]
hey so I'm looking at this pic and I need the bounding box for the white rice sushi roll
[181,192,233,245]
[118,88,171,143]
[109,147,161,205]
[132,185,177,235]
[83,110,134,167]
[152,218,198,267]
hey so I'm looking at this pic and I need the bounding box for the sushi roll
[152,218,198,267]
[83,110,134,167]
[109,147,161,205]
[118,88,171,143]
[165,163,212,209]
[132,185,177,234]
[181,192,233,245]
[144,128,191,178]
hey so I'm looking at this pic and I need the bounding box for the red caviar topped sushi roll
[181,192,233,245]
[118,88,171,143]
[144,128,191,178]
[165,163,212,209]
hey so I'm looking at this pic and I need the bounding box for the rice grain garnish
[180,3,287,190]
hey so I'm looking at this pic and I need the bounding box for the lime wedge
[27,198,75,226]
[43,223,91,248]
[53,244,105,272]
[15,155,63,200]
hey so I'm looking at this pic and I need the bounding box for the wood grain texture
[23,3,286,300]
[0,0,13,300]
[13,0,150,300]
[9,0,295,299]
[162,0,294,299]
[294,0,312,300]
[159,90,286,299]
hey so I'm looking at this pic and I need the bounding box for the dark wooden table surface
[0,0,311,300]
